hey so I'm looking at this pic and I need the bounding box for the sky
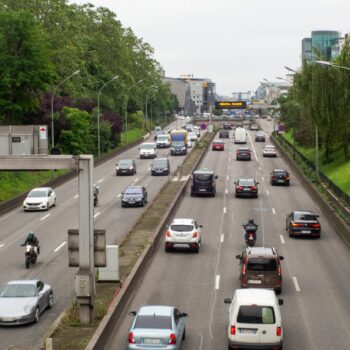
[72,0,350,96]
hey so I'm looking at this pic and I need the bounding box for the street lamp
[276,76,290,82]
[284,66,298,73]
[125,79,143,143]
[97,75,119,157]
[51,70,80,148]
[315,60,350,71]
[145,85,158,130]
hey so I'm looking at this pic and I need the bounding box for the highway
[102,119,350,350]
[0,118,193,350]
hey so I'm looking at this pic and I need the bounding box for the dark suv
[151,158,170,176]
[236,247,284,294]
[191,170,218,197]
[271,169,290,186]
[219,129,229,138]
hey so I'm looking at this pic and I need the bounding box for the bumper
[255,138,265,142]
[290,229,320,237]
[152,170,168,175]
[236,156,251,160]
[128,344,177,350]
[235,191,258,197]
[116,170,133,175]
[122,201,143,207]
[271,180,289,185]
[263,153,277,157]
[156,144,170,148]
[191,188,215,195]
[229,340,282,350]
[0,314,35,326]
[213,147,224,151]
[165,241,199,250]
[23,204,47,211]
[170,149,187,155]
[140,154,156,158]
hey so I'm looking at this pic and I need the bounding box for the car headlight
[116,167,119,170]
[129,167,133,170]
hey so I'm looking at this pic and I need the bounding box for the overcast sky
[72,0,350,95]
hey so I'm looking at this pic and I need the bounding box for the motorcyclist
[21,231,40,255]
[243,219,258,241]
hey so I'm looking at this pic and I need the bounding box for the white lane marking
[0,244,4,249]
[74,194,79,199]
[221,234,224,243]
[40,213,51,221]
[226,175,229,181]
[272,208,276,215]
[54,241,67,253]
[247,131,259,161]
[292,276,301,292]
[266,190,270,195]
[225,189,228,194]
[224,207,227,214]
[94,212,100,219]
[280,235,285,244]
[97,178,104,184]
[228,165,230,170]
[215,275,220,290]
[133,177,140,183]
[147,167,151,171]
[259,166,262,170]
[262,176,265,181]
[116,193,121,198]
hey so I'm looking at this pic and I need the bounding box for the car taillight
[230,325,236,335]
[310,223,320,228]
[285,176,290,180]
[169,333,177,344]
[237,186,243,190]
[251,186,257,190]
[128,332,135,343]
[291,222,302,227]
[192,231,198,238]
[166,231,171,237]
[276,327,282,337]
[272,176,276,180]
[242,257,247,275]
[277,265,281,276]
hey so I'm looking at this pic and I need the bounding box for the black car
[121,186,147,207]
[222,123,232,130]
[286,210,321,238]
[219,129,229,138]
[191,170,218,197]
[255,131,266,142]
[236,147,251,161]
[116,159,136,176]
[151,158,170,176]
[271,169,290,186]
[234,178,259,198]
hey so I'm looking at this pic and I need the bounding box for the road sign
[215,101,246,109]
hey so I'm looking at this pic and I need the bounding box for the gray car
[127,305,187,349]
[0,280,53,325]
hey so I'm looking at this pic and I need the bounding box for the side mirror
[278,299,284,306]
[256,182,259,185]
[199,224,203,228]
[279,256,284,260]
[316,215,320,218]
[128,311,137,316]
[235,254,241,260]
[215,175,218,179]
[181,312,188,317]
[121,192,124,195]
[224,298,232,304]
[234,181,237,185]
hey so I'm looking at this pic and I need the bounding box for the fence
[273,132,350,208]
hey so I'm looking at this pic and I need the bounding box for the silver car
[128,305,187,350]
[0,280,53,325]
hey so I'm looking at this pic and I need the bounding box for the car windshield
[118,160,132,166]
[237,306,275,324]
[153,160,167,167]
[257,131,264,136]
[295,212,317,221]
[157,136,168,141]
[134,315,172,329]
[0,284,36,298]
[171,224,194,232]
[28,190,47,197]
[125,187,142,194]
[172,141,184,146]
[238,179,255,186]
[141,144,154,150]
[274,171,287,176]
[247,258,277,271]
[239,148,250,152]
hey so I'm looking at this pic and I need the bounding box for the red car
[212,140,224,151]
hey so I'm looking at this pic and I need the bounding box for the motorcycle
[93,185,99,207]
[243,223,258,247]
[24,244,37,269]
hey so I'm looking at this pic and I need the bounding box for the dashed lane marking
[266,190,270,195]
[280,235,285,244]
[54,241,67,253]
[97,178,104,184]
[74,194,79,199]
[292,276,301,292]
[40,213,51,221]
[221,234,224,243]
[262,176,265,181]
[226,175,229,181]
[272,208,276,215]
[0,244,4,249]
[116,193,121,198]
[215,275,220,290]
[94,212,100,219]
[225,189,228,194]
[224,207,227,214]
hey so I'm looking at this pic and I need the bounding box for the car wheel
[45,202,49,211]
[53,198,56,207]
[288,228,293,237]
[275,287,282,295]
[141,200,145,207]
[48,292,54,309]
[193,244,199,254]
[182,327,186,340]
[121,203,125,208]
[34,307,40,323]
[165,245,171,253]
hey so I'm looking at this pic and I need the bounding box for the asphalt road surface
[103,119,350,350]
[0,118,195,350]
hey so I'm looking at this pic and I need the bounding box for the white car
[156,134,170,148]
[188,131,198,141]
[139,142,157,159]
[165,218,202,253]
[23,187,56,211]
[224,289,283,350]
[193,125,201,137]
[263,144,277,157]
[187,139,192,148]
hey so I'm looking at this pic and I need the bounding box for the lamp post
[284,66,298,74]
[97,75,119,157]
[145,85,158,130]
[124,79,143,143]
[315,60,350,71]
[51,70,80,148]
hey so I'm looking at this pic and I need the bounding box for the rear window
[294,212,317,221]
[171,224,194,232]
[140,144,155,149]
[194,174,212,181]
[134,315,172,329]
[274,171,287,176]
[237,306,275,324]
[238,179,255,186]
[247,258,277,271]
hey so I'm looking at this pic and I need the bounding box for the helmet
[248,219,254,224]
[28,232,34,239]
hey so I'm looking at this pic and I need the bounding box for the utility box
[97,245,120,282]
[0,125,48,155]
[75,271,93,298]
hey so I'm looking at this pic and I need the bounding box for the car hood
[123,193,143,200]
[0,297,37,316]
[118,165,132,169]
[24,196,47,203]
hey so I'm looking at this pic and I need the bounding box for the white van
[139,142,157,159]
[234,127,247,144]
[224,289,283,350]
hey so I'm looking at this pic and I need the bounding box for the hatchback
[286,210,321,238]
[219,129,230,138]
[271,169,290,186]
[128,305,187,350]
[236,247,284,294]
[165,218,203,253]
[234,178,259,198]
[121,186,148,207]
[151,158,170,176]
[236,147,251,161]
[255,131,266,142]
[23,187,56,211]
[116,159,136,176]
[263,145,277,157]
[212,140,224,151]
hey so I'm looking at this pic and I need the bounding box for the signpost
[215,101,247,109]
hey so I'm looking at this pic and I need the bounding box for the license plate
[199,189,206,192]
[301,230,311,234]
[144,338,161,344]
[176,233,186,237]
[174,244,189,248]
[243,188,250,191]
[239,328,257,334]
[278,180,284,182]
[248,280,262,284]
[2,317,15,322]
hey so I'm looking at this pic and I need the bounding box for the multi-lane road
[0,118,193,350]
[102,119,350,350]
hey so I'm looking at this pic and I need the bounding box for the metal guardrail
[274,132,350,208]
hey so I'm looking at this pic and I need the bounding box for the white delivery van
[234,127,247,144]
[224,289,283,350]
[139,142,157,159]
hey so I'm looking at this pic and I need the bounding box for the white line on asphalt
[224,207,227,214]
[97,178,104,184]
[228,165,230,170]
[266,190,270,195]
[215,275,220,290]
[54,241,67,253]
[116,193,121,198]
[280,235,285,244]
[225,189,228,194]
[272,208,276,215]
[259,166,262,170]
[94,212,100,219]
[74,194,79,199]
[221,234,224,243]
[134,177,140,183]
[40,213,51,221]
[226,175,229,181]
[262,176,265,181]
[247,131,259,161]
[292,276,301,292]
[147,167,151,171]
[0,244,4,249]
